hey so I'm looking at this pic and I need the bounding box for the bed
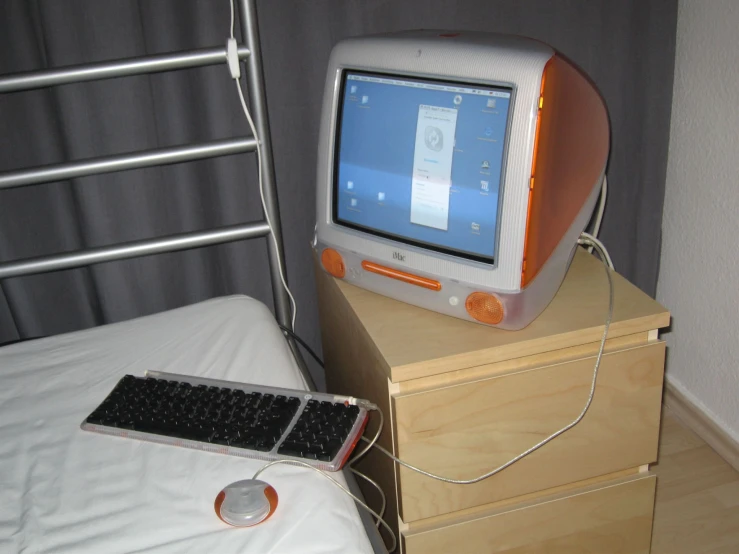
[0,296,373,553]
[0,1,380,552]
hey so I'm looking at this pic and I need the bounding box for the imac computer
[314,30,609,329]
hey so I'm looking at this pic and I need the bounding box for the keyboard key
[292,439,311,451]
[82,375,367,470]
[327,439,343,458]
[86,412,104,425]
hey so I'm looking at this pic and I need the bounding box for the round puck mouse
[215,479,278,527]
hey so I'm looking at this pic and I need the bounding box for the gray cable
[349,468,387,529]
[348,408,387,530]
[250,240,611,553]
[350,408,384,465]
[362,240,615,485]
[252,459,398,552]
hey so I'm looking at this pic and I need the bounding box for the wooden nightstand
[316,248,670,554]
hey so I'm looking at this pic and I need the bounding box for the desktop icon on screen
[471,222,480,232]
[480,180,489,192]
[347,181,354,190]
[487,98,496,109]
[378,192,385,202]
[361,95,369,104]
[481,160,490,170]
[453,94,462,105]
[350,198,358,207]
[350,85,357,94]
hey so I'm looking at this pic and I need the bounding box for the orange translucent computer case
[314,30,609,329]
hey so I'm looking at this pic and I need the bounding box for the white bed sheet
[0,295,373,554]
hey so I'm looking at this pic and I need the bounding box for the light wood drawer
[401,472,656,554]
[392,342,665,521]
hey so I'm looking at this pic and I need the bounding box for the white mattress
[0,296,373,554]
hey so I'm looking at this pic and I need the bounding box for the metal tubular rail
[238,0,292,329]
[237,0,314,389]
[0,137,257,190]
[0,222,270,280]
[0,46,250,93]
[0,1,310,386]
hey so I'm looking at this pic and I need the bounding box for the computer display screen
[333,70,512,263]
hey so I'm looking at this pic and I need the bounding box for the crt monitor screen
[333,71,512,264]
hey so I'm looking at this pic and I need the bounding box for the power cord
[226,0,297,330]
[228,4,387,541]
[266,238,613,548]
[590,174,607,240]
[585,174,607,255]
[252,238,612,553]
[355,237,614,485]
[231,2,614,532]
[579,232,613,269]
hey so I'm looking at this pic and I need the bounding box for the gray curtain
[0,0,677,380]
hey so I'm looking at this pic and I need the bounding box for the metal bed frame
[0,4,391,550]
[0,0,316,391]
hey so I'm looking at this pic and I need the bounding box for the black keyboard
[81,371,369,471]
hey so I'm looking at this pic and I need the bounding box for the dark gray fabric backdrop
[0,0,677,385]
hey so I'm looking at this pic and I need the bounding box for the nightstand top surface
[332,248,670,382]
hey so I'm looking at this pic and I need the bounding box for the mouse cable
[274,326,389,534]
[252,459,398,553]
[226,0,297,330]
[347,412,387,530]
[348,467,387,531]
[354,237,614,485]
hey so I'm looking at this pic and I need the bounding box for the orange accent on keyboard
[338,413,369,470]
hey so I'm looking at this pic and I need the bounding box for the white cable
[226,0,297,330]
[251,246,612,546]
[587,174,607,253]
[349,468,387,530]
[349,406,383,465]
[250,244,612,547]
[579,232,614,270]
[348,408,386,529]
[252,459,397,553]
[229,0,235,38]
[591,174,607,238]
[251,240,612,546]
[360,238,614,485]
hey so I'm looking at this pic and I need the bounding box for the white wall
[657,0,739,441]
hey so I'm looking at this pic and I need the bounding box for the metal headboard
[0,0,315,389]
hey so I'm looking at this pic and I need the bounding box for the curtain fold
[0,1,678,364]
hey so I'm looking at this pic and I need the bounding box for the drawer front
[393,342,665,521]
[402,473,656,554]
